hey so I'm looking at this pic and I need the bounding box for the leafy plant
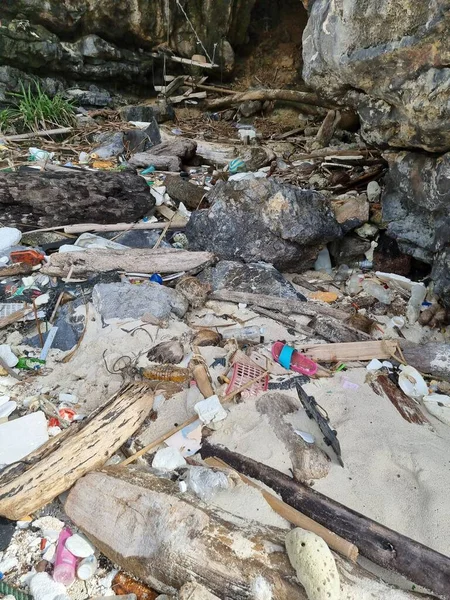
[0,108,16,132]
[7,82,76,132]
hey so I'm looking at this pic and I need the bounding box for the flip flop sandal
[272,341,318,376]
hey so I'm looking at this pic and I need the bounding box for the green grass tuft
[3,82,76,133]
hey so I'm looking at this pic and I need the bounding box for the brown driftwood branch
[204,89,334,110]
[200,442,450,600]
[0,383,154,520]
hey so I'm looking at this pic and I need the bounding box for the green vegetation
[0,82,76,133]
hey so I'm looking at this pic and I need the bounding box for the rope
[175,0,214,63]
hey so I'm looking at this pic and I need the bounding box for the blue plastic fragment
[150,273,163,284]
[141,165,156,174]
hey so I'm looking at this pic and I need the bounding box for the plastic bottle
[362,280,394,304]
[347,273,364,295]
[314,247,332,275]
[221,326,264,341]
[53,528,77,585]
[76,555,98,581]
[406,283,427,324]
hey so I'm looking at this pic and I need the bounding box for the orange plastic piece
[113,572,159,600]
[10,249,45,266]
[310,291,338,303]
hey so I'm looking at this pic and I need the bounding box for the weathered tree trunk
[0,384,153,521]
[65,468,304,599]
[66,467,434,600]
[41,248,215,278]
[204,89,333,111]
[400,342,450,382]
[0,171,153,228]
[200,443,450,600]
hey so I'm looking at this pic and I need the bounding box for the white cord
[175,0,214,63]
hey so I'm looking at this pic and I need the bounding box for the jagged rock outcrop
[302,0,450,152]
[186,178,342,271]
[382,151,450,307]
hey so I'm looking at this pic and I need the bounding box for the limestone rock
[302,0,450,151]
[382,151,450,306]
[128,154,182,172]
[92,282,188,321]
[164,175,205,210]
[285,528,340,600]
[186,179,342,271]
[198,260,304,300]
[150,139,197,161]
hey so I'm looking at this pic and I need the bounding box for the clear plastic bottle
[314,247,332,274]
[77,555,98,581]
[53,528,77,585]
[347,272,364,295]
[406,283,427,323]
[362,280,394,304]
[221,326,264,341]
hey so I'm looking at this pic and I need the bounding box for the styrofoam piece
[0,411,48,465]
[423,394,450,426]
[65,533,95,558]
[0,344,18,367]
[152,446,186,470]
[194,395,227,425]
[398,365,429,399]
[0,227,22,251]
[295,430,315,444]
[59,393,78,404]
[366,359,383,371]
[0,400,17,418]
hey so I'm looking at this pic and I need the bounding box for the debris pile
[0,71,450,600]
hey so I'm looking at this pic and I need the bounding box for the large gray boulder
[382,151,450,307]
[302,0,450,152]
[186,178,342,271]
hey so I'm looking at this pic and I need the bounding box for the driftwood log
[400,342,450,382]
[209,289,349,320]
[200,443,450,600]
[65,467,432,600]
[0,383,153,520]
[204,89,333,111]
[42,248,215,278]
[0,171,153,228]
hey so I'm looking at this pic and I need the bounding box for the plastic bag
[185,466,229,502]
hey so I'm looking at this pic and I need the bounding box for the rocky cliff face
[0,0,256,96]
[302,0,450,153]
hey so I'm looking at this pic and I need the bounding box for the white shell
[285,528,340,600]
[423,394,450,427]
[398,365,429,399]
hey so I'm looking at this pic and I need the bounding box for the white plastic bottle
[76,555,98,580]
[406,283,427,323]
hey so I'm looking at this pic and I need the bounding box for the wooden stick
[2,127,73,142]
[200,442,450,599]
[50,265,74,324]
[0,307,33,329]
[205,89,334,111]
[32,299,44,348]
[185,82,236,95]
[205,456,359,562]
[0,356,21,380]
[120,415,199,466]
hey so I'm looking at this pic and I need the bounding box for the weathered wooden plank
[297,340,399,362]
[0,383,153,520]
[371,374,430,426]
[41,249,215,278]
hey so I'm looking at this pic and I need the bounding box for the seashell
[147,340,184,364]
[192,329,223,347]
[176,276,211,308]
[141,365,191,383]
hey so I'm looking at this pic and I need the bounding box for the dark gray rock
[150,139,197,161]
[329,235,371,265]
[64,87,112,107]
[100,230,171,249]
[302,0,450,152]
[382,152,450,263]
[186,178,342,271]
[382,151,450,307]
[128,154,182,172]
[120,102,175,124]
[92,282,188,321]
[239,100,262,118]
[198,261,305,300]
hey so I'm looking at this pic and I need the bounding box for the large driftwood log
[200,443,450,600]
[209,289,349,320]
[42,248,215,278]
[0,171,153,228]
[400,342,450,382]
[66,468,433,600]
[204,89,333,111]
[0,384,153,521]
